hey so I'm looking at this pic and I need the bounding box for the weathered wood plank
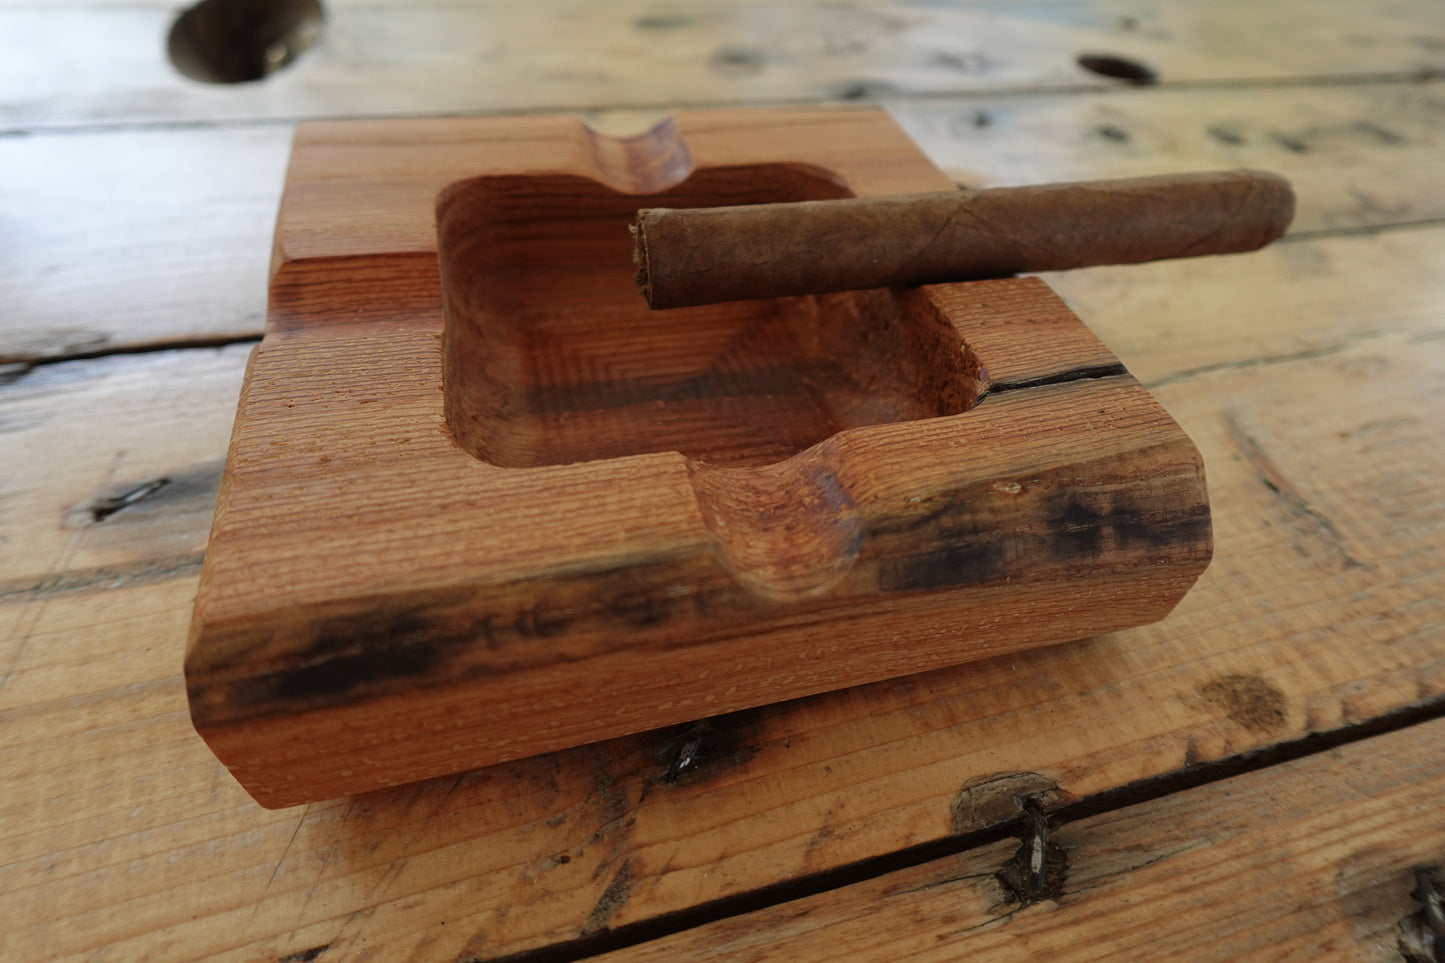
[4,2,1442,960]
[901,80,1445,226]
[4,226,1437,596]
[0,128,286,364]
[591,714,1445,962]
[2,224,1442,959]
[0,346,247,596]
[1047,220,1445,386]
[4,1,1443,130]
[7,80,1445,364]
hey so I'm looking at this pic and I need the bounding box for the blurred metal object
[167,0,324,84]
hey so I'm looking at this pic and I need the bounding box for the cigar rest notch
[186,110,1212,808]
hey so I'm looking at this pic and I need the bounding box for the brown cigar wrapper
[632,170,1294,309]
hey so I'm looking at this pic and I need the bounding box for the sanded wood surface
[593,714,1445,962]
[4,1,1445,960]
[189,110,1211,807]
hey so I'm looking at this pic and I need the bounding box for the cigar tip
[1240,169,1297,243]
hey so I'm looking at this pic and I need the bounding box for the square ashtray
[186,108,1211,808]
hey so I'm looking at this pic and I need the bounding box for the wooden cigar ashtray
[186,108,1212,808]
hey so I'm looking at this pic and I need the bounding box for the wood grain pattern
[5,2,1445,959]
[0,128,286,364]
[592,715,1445,962]
[4,0,1443,130]
[0,346,246,593]
[187,109,1211,807]
[9,80,1445,364]
[2,225,1443,962]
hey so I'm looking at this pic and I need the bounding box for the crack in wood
[411,693,1445,962]
[277,944,331,963]
[0,552,205,604]
[0,333,260,371]
[87,477,170,523]
[980,362,1129,398]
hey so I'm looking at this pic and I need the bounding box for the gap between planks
[3,69,1443,139]
[577,714,1445,962]
[458,694,1445,963]
[3,316,1442,959]
[1,213,1442,374]
[0,335,260,384]
[11,77,1445,366]
[2,70,1437,136]
[5,210,1442,375]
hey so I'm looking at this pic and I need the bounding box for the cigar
[632,170,1294,309]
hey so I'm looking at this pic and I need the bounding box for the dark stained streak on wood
[0,332,261,370]
[1223,409,1368,569]
[250,803,313,932]
[195,466,1212,725]
[194,381,1212,730]
[874,473,1211,594]
[70,460,225,528]
[435,692,1445,963]
[582,860,637,936]
[1280,215,1445,243]
[0,552,206,604]
[586,757,632,847]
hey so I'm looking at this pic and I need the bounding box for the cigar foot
[630,220,654,307]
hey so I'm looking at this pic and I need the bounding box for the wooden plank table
[3,2,1444,960]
